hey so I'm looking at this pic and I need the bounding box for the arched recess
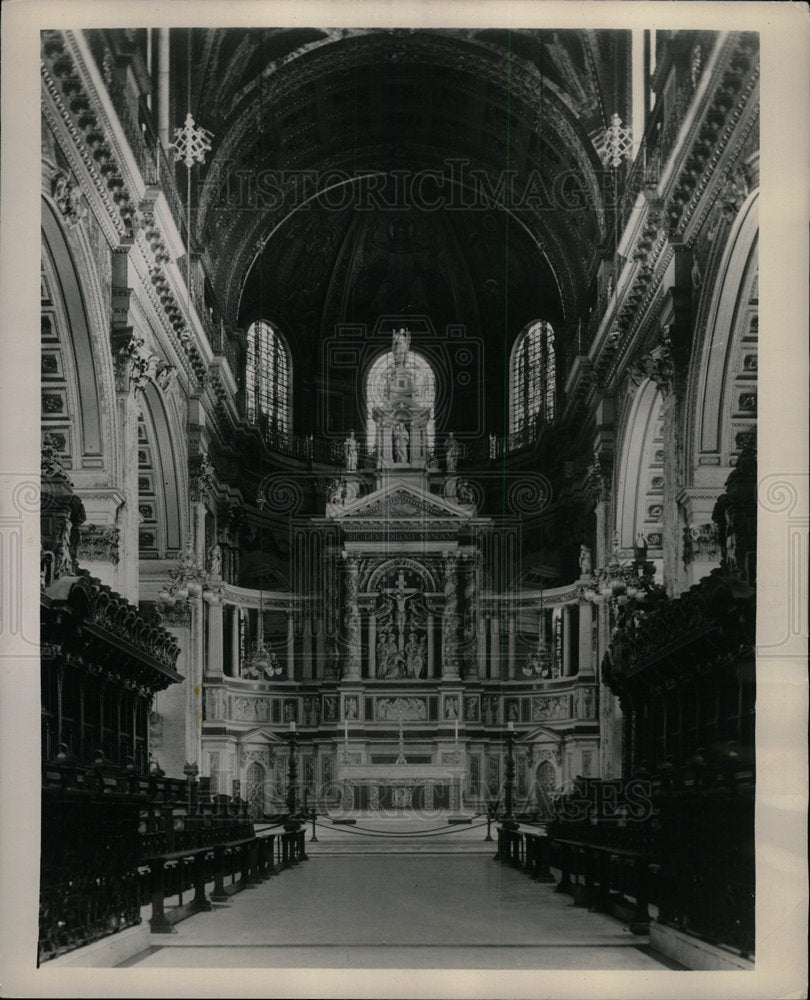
[614,378,665,555]
[41,199,104,468]
[137,382,183,557]
[690,191,759,483]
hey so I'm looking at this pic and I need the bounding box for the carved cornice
[41,32,209,394]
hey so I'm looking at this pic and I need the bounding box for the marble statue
[445,432,460,472]
[457,480,474,505]
[343,430,358,471]
[393,421,409,463]
[392,327,410,365]
[208,543,222,578]
[579,544,592,577]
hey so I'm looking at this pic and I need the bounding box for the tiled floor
[123,854,678,970]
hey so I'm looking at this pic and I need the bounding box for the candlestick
[344,720,348,743]
[508,720,514,731]
[290,720,296,732]
[454,720,459,743]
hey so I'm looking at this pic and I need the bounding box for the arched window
[365,349,436,450]
[509,320,556,435]
[245,321,291,434]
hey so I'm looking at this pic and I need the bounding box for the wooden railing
[496,760,755,957]
[39,757,306,962]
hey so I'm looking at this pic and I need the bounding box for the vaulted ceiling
[181,28,631,341]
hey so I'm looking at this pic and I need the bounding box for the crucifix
[382,570,420,650]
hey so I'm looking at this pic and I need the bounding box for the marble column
[507,613,516,680]
[441,554,459,678]
[186,596,203,767]
[286,610,295,680]
[206,595,224,678]
[463,555,478,678]
[477,615,488,678]
[368,613,377,679]
[302,615,312,680]
[343,555,361,679]
[578,599,594,677]
[230,605,241,677]
[489,616,499,680]
[562,605,572,677]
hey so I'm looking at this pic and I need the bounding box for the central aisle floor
[122,855,680,970]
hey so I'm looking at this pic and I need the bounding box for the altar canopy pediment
[333,480,474,522]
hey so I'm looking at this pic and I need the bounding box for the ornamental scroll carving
[76,524,120,565]
[51,168,87,228]
[682,522,720,565]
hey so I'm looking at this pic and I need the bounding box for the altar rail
[39,757,305,963]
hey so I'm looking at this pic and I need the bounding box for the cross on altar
[382,570,420,647]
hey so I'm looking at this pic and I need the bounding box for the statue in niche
[384,632,406,678]
[344,696,358,720]
[444,697,459,720]
[376,629,390,678]
[405,632,426,679]
[465,696,479,721]
[208,543,222,578]
[343,431,358,471]
[507,700,519,722]
[323,695,338,721]
[393,421,409,463]
[445,432,460,472]
[579,544,592,577]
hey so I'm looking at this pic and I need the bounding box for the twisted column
[342,554,361,678]
[441,553,459,678]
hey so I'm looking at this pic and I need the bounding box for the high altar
[200,329,601,817]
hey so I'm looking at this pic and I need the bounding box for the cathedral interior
[35,25,761,975]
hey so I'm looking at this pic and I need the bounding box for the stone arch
[138,382,184,557]
[366,557,437,593]
[41,198,106,471]
[690,191,759,484]
[614,378,666,555]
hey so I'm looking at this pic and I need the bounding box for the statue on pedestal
[393,421,409,463]
[392,327,410,366]
[445,432,460,472]
[343,430,358,471]
[579,544,592,577]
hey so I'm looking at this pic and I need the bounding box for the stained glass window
[509,321,556,435]
[245,321,290,435]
